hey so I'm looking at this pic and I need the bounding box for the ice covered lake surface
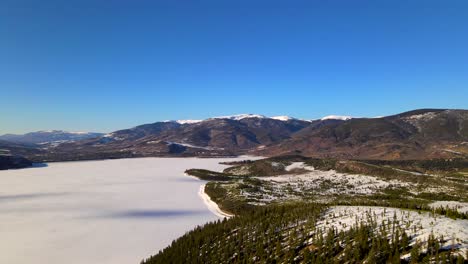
[0,157,253,264]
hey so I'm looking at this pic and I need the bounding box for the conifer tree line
[141,203,467,264]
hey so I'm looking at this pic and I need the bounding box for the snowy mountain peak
[212,114,267,120]
[321,115,353,121]
[271,116,295,121]
[167,114,310,123]
[175,120,203,125]
[164,120,203,125]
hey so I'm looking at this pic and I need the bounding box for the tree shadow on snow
[0,192,69,202]
[97,209,207,219]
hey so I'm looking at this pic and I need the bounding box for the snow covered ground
[317,206,468,257]
[243,165,411,204]
[429,201,468,214]
[285,162,314,171]
[165,141,224,150]
[0,157,249,264]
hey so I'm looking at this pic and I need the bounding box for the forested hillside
[142,203,467,264]
[142,155,468,263]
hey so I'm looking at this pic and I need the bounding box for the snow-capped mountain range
[2,114,354,142]
[169,114,353,124]
[2,109,466,162]
[0,130,104,145]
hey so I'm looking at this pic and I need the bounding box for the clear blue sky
[1,0,467,134]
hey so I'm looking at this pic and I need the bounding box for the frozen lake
[0,157,249,264]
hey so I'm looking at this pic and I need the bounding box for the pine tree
[410,241,420,264]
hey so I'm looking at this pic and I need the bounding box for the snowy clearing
[285,162,314,171]
[317,206,468,257]
[429,201,468,214]
[242,168,411,204]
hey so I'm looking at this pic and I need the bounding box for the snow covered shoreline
[198,184,234,218]
[194,155,263,219]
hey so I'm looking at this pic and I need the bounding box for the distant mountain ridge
[40,115,313,161]
[1,109,467,162]
[257,109,468,160]
[167,114,308,124]
[0,130,104,145]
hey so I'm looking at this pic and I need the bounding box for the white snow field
[316,206,468,257]
[0,157,250,264]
